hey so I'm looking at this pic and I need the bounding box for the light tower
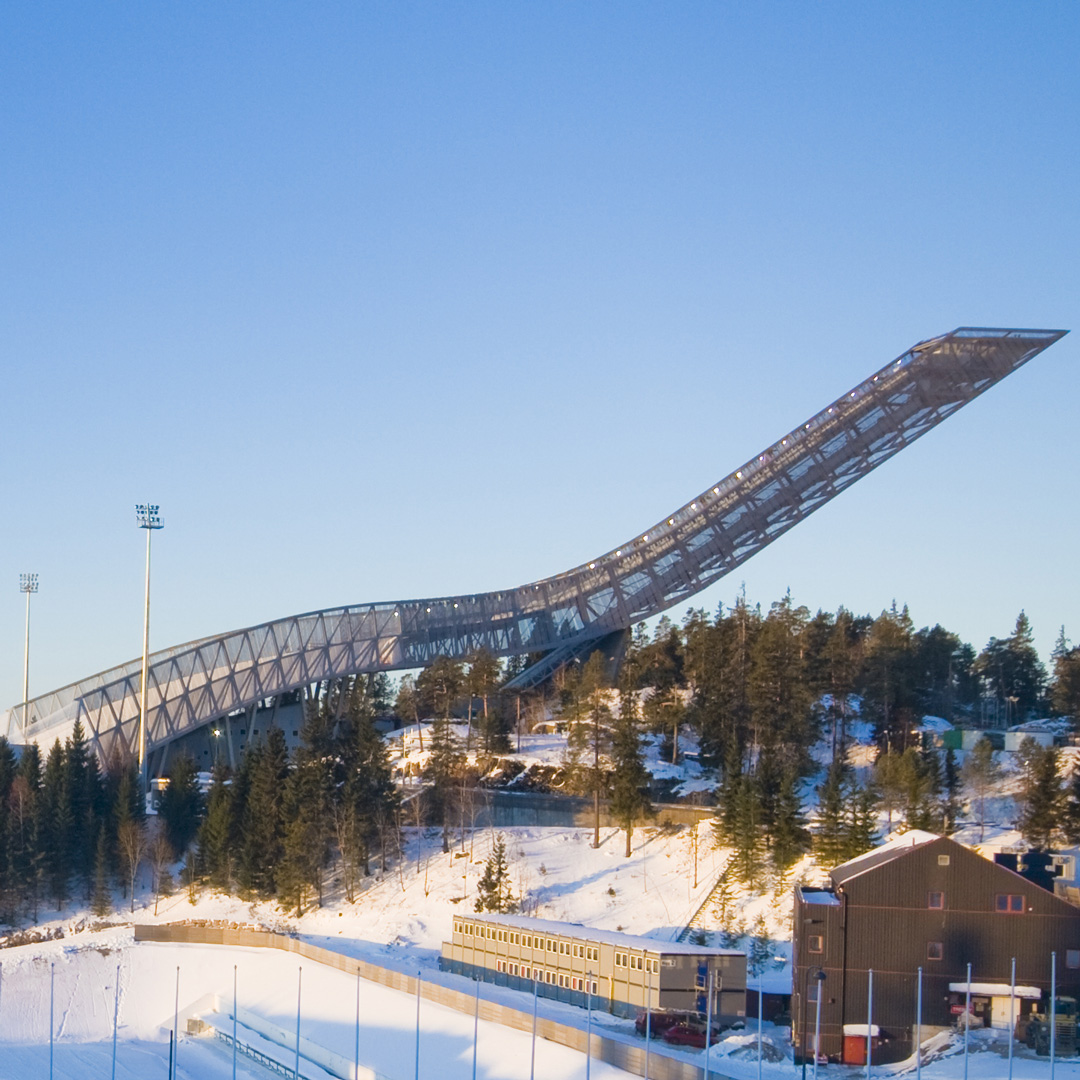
[135,504,164,789]
[19,573,38,735]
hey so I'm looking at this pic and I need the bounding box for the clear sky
[2,2,1078,706]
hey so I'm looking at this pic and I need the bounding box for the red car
[661,1022,720,1048]
[635,1011,690,1037]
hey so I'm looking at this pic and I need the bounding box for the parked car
[662,1022,720,1049]
[635,1011,691,1037]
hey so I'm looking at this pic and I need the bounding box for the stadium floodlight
[136,504,165,791]
[19,573,39,734]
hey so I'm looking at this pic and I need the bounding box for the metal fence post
[530,976,539,1080]
[1051,951,1057,1079]
[866,968,873,1080]
[111,962,120,1080]
[1008,956,1016,1080]
[295,966,302,1080]
[963,961,971,1080]
[915,966,922,1080]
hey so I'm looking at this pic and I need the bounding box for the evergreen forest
[3,592,1080,924]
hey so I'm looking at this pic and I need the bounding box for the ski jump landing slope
[4,328,1067,763]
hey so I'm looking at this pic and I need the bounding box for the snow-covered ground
[5,721,1080,1077]
[0,929,636,1079]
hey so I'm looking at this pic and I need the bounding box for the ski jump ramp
[4,328,1067,769]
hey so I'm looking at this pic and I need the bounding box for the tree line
[0,674,402,923]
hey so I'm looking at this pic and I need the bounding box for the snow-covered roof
[800,890,840,906]
[456,913,743,956]
[1010,717,1072,735]
[843,1024,880,1037]
[949,982,1042,999]
[831,831,941,884]
[917,716,953,734]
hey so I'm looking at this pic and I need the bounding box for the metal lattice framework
[4,327,1066,762]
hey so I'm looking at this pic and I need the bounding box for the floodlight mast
[135,505,164,791]
[19,573,38,735]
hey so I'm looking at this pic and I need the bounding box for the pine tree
[340,686,399,887]
[465,649,505,752]
[715,738,744,849]
[41,739,72,908]
[475,834,515,913]
[91,826,111,918]
[158,755,204,857]
[748,915,772,976]
[861,605,918,752]
[238,728,290,898]
[562,651,614,848]
[0,737,16,916]
[609,699,652,858]
[961,737,1001,842]
[942,748,960,834]
[11,744,43,919]
[899,746,937,831]
[1051,629,1080,725]
[424,715,463,854]
[844,783,879,861]
[770,770,810,874]
[65,720,102,898]
[198,765,234,892]
[748,592,814,758]
[814,766,848,868]
[1063,768,1080,845]
[1017,739,1062,850]
[729,775,766,889]
[975,612,1048,722]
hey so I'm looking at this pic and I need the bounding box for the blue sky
[2,2,1078,704]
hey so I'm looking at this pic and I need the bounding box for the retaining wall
[135,923,734,1080]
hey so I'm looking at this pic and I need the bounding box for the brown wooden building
[793,832,1080,1065]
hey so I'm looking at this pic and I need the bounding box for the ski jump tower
[4,327,1067,772]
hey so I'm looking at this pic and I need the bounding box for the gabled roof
[831,830,941,886]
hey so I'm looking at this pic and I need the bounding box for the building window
[588,979,598,995]
[648,959,659,974]
[938,854,950,866]
[454,920,462,933]
[547,939,556,952]
[496,960,507,973]
[509,963,518,976]
[808,935,823,954]
[996,894,1025,913]
[615,953,628,968]
[631,955,644,971]
[465,924,473,936]
[1068,951,1080,970]
[558,973,569,988]
[928,891,945,910]
[927,942,943,961]
[573,945,584,958]
[532,968,542,981]
[522,935,530,948]
[511,933,519,945]
[546,971,556,984]
[587,947,599,962]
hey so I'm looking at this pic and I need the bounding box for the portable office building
[440,913,747,1021]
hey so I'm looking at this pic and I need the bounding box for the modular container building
[440,913,746,1021]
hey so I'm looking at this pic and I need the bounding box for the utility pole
[135,504,163,792]
[19,573,38,736]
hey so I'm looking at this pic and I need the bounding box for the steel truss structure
[4,327,1066,765]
